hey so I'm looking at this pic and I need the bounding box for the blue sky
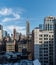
[0,0,56,34]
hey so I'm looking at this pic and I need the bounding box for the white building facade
[33,27,54,65]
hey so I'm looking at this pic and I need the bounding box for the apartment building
[32,27,54,65]
[17,39,34,60]
[53,18,56,65]
[6,41,15,52]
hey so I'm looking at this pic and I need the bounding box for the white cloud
[0,8,21,22]
[0,8,12,16]
[2,13,20,22]
[4,25,26,34]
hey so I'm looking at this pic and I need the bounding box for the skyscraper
[0,25,3,41]
[26,21,30,37]
[44,16,54,31]
[13,28,16,40]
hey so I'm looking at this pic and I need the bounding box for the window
[39,38,42,40]
[44,61,48,63]
[44,34,48,37]
[44,48,48,50]
[39,41,42,43]
[44,44,48,47]
[45,24,47,30]
[44,51,48,53]
[44,38,48,40]
[44,57,48,60]
[52,35,53,37]
[48,24,49,30]
[44,54,48,56]
[44,41,48,43]
[39,35,42,37]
